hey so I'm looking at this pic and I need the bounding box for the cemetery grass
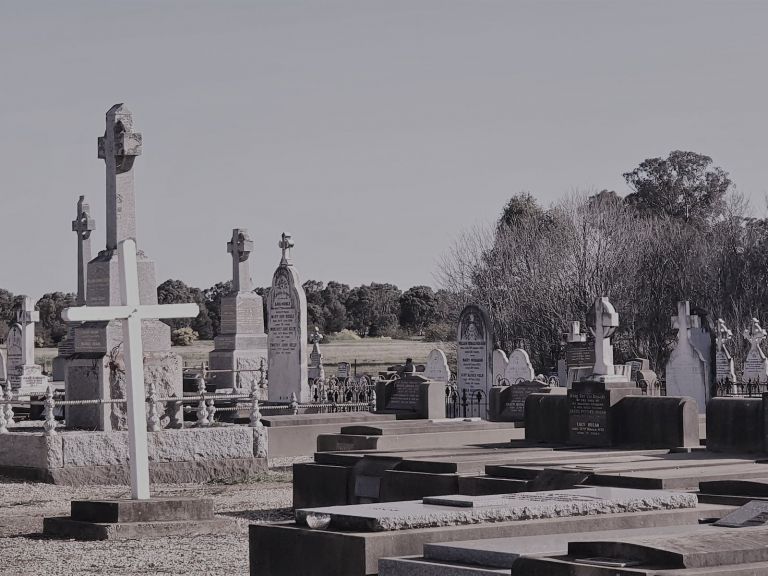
[37,338,456,376]
[0,462,304,576]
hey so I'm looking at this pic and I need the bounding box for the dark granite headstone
[489,381,551,422]
[375,374,445,419]
[568,380,638,446]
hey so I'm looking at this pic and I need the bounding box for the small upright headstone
[308,326,325,383]
[504,348,535,384]
[7,297,46,393]
[337,362,351,380]
[492,348,509,386]
[715,318,736,390]
[267,233,309,402]
[208,228,268,394]
[564,321,594,387]
[424,348,450,384]
[665,301,711,413]
[742,318,768,384]
[456,304,493,415]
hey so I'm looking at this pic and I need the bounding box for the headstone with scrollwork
[492,349,509,386]
[267,232,309,402]
[456,304,493,418]
[424,349,450,384]
[504,348,535,384]
[743,318,768,385]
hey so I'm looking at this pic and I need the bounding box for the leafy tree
[399,286,438,334]
[35,292,76,346]
[157,279,199,331]
[202,280,232,336]
[623,150,732,225]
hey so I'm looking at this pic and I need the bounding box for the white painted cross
[62,239,198,500]
[587,297,619,376]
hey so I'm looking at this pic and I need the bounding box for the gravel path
[0,459,309,576]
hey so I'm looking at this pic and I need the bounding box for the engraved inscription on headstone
[456,304,492,414]
[386,380,421,411]
[569,384,609,444]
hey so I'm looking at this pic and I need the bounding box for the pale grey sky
[2,0,767,298]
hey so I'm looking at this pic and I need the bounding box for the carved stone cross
[62,239,198,500]
[716,318,733,351]
[227,228,254,292]
[97,104,142,251]
[71,195,96,305]
[279,232,294,265]
[743,318,767,353]
[671,301,700,344]
[310,326,324,346]
[587,297,619,376]
[565,321,587,344]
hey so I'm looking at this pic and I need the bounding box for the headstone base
[208,342,267,395]
[43,497,229,540]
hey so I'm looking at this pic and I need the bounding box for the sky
[2,0,768,300]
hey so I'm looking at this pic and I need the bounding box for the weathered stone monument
[7,296,46,393]
[567,297,639,445]
[424,348,451,384]
[456,304,492,415]
[66,104,184,431]
[267,233,309,402]
[715,318,736,390]
[308,326,325,383]
[665,301,711,413]
[563,320,594,387]
[53,195,95,381]
[208,228,267,394]
[504,348,535,384]
[742,317,768,385]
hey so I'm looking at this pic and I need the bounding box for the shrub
[172,327,199,346]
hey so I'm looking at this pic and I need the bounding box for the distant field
[36,338,457,377]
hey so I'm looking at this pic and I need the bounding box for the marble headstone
[208,228,268,394]
[665,301,710,414]
[267,233,309,402]
[424,348,451,383]
[742,318,768,384]
[8,297,46,393]
[456,304,493,414]
[492,349,509,386]
[715,318,736,388]
[504,348,535,384]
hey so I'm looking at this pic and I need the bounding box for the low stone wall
[0,426,267,485]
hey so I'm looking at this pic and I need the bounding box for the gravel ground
[0,457,311,576]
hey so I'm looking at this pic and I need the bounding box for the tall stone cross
[71,195,96,305]
[62,239,198,500]
[743,318,767,354]
[16,296,39,366]
[671,301,700,345]
[227,228,254,292]
[587,297,619,375]
[279,232,294,265]
[97,104,142,252]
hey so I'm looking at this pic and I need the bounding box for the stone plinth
[209,292,267,393]
[43,497,229,540]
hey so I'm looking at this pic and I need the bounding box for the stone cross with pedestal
[308,326,325,383]
[665,301,710,413]
[63,239,199,499]
[53,196,96,381]
[66,104,184,431]
[208,228,267,394]
[7,296,46,393]
[267,232,309,402]
[743,318,768,384]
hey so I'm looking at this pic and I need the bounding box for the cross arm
[62,303,199,323]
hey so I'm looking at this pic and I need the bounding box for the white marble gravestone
[665,301,710,413]
[308,326,325,383]
[492,349,509,386]
[424,348,451,383]
[456,304,493,414]
[504,348,535,384]
[715,318,736,388]
[742,318,768,384]
[208,228,267,394]
[7,297,46,393]
[267,233,309,402]
[66,104,183,431]
[0,348,6,382]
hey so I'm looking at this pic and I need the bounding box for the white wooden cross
[588,297,619,376]
[62,239,198,500]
